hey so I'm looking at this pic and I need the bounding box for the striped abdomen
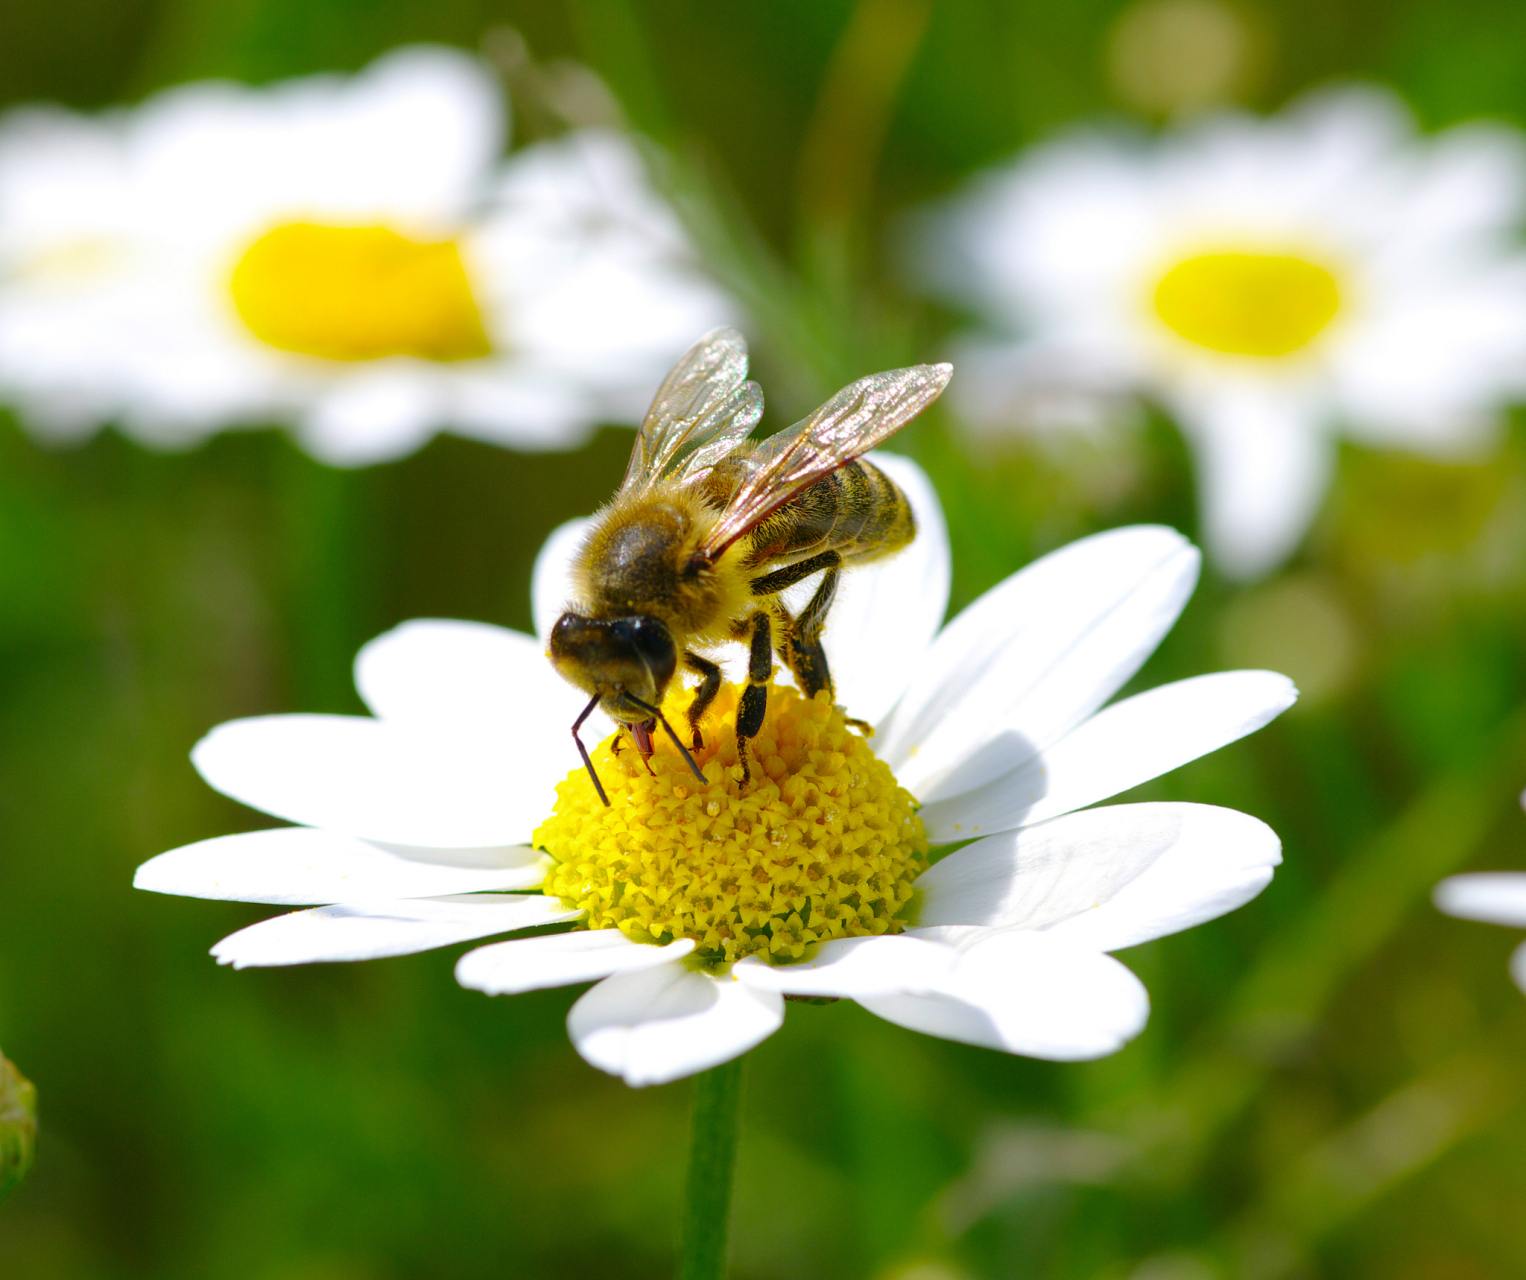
[738,456,915,569]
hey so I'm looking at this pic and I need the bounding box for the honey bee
[548,327,952,804]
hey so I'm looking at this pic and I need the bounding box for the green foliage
[2,1,1526,1278]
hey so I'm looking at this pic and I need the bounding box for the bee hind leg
[780,563,839,703]
[735,613,772,787]
[684,652,722,749]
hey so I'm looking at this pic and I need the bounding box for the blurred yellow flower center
[537,683,929,967]
[229,222,492,363]
[1153,251,1340,357]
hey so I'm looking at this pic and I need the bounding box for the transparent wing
[701,362,953,557]
[620,327,763,495]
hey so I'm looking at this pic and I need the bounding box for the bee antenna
[626,694,707,786]
[571,693,610,807]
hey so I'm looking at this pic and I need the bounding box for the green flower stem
[678,1056,745,1280]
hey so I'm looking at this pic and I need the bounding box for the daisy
[135,452,1296,1086]
[1435,821,1526,993]
[918,85,1526,578]
[0,46,733,465]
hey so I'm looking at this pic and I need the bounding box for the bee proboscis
[548,327,952,803]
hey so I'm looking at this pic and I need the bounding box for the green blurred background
[5,0,1526,1276]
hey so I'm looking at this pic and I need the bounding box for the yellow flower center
[1152,251,1340,357]
[537,683,929,967]
[228,222,492,363]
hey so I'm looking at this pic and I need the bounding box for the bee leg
[630,720,658,775]
[749,549,841,598]
[684,652,722,749]
[736,613,772,787]
[782,564,840,702]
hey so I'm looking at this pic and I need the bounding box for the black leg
[781,565,839,701]
[571,693,609,807]
[749,549,841,597]
[735,613,772,786]
[684,652,722,749]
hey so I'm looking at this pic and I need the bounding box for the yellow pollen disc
[1152,251,1340,357]
[536,683,930,968]
[229,222,493,363]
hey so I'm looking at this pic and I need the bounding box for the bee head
[549,612,678,724]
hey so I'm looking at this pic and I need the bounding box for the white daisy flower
[0,46,734,465]
[135,453,1296,1086]
[1435,798,1526,992]
[919,85,1526,578]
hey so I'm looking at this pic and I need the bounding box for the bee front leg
[684,652,722,749]
[735,613,772,787]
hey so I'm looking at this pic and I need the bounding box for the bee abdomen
[748,457,915,566]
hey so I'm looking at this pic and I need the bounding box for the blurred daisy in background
[1435,796,1526,994]
[135,456,1296,1087]
[917,86,1526,578]
[0,46,734,465]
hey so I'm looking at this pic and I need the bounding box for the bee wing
[620,327,763,495]
[700,362,953,558]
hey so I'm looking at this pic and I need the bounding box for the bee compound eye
[548,612,589,658]
[616,616,677,689]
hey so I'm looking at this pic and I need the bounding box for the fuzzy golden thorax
[550,484,755,723]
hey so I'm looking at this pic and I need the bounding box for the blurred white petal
[1434,873,1526,927]
[532,517,594,643]
[1172,387,1332,582]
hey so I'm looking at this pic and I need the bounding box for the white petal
[858,931,1149,1060]
[134,827,546,905]
[567,964,784,1087]
[192,714,547,848]
[877,526,1200,802]
[456,930,694,994]
[1512,940,1526,993]
[1433,873,1526,927]
[354,618,542,727]
[353,617,614,810]
[921,670,1296,840]
[532,517,593,643]
[211,894,579,968]
[1172,388,1332,582]
[732,935,955,998]
[299,366,440,466]
[1038,804,1280,950]
[818,453,950,727]
[915,804,1183,930]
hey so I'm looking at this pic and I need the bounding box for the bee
[548,327,952,804]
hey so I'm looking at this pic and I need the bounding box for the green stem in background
[677,1057,745,1280]
[275,444,368,713]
